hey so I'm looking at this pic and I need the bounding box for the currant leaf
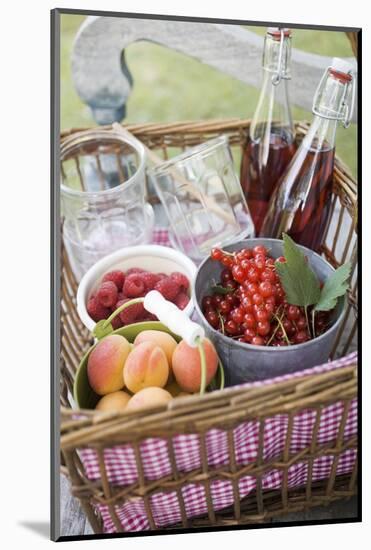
[275,234,320,307]
[314,262,351,312]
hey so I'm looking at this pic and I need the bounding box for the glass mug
[148,136,255,261]
[60,128,154,280]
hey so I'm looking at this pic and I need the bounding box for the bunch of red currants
[201,245,330,346]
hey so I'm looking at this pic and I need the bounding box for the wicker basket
[60,119,358,534]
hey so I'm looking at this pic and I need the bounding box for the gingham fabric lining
[78,229,357,532]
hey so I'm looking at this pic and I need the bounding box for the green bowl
[73,321,181,410]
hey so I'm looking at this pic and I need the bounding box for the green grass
[60,15,356,176]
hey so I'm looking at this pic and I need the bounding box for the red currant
[282,318,295,336]
[276,256,286,263]
[260,269,276,283]
[221,268,233,284]
[294,330,309,344]
[252,293,264,306]
[255,309,268,322]
[259,281,273,298]
[245,282,259,295]
[297,316,307,330]
[232,264,246,283]
[257,320,270,336]
[202,295,213,310]
[230,307,245,324]
[243,313,256,329]
[211,248,222,260]
[240,259,251,272]
[253,245,267,256]
[205,309,219,328]
[251,335,265,346]
[265,295,276,306]
[244,328,256,342]
[225,280,238,291]
[225,319,239,335]
[219,300,231,314]
[247,268,259,283]
[241,296,253,312]
[287,305,300,321]
[254,256,266,271]
[221,256,233,267]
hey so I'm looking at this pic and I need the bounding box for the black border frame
[51,7,361,542]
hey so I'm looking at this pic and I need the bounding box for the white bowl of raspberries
[77,245,197,332]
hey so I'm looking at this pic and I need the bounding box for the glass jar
[60,128,154,279]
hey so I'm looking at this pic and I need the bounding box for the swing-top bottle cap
[312,57,356,127]
[267,27,291,39]
[330,57,354,79]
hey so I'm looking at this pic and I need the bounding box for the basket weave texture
[60,119,358,534]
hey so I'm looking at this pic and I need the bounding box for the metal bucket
[193,239,345,386]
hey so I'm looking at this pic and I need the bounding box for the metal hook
[271,28,285,86]
[342,71,356,128]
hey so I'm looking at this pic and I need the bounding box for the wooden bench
[71,16,358,124]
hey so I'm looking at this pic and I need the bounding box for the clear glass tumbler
[148,136,255,261]
[61,128,153,280]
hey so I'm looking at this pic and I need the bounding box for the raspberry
[154,276,179,301]
[116,299,145,325]
[123,273,146,298]
[87,296,111,322]
[102,270,125,291]
[144,313,158,322]
[170,272,189,290]
[140,272,162,290]
[174,291,190,310]
[111,315,123,330]
[117,291,126,302]
[96,281,118,308]
[126,267,147,276]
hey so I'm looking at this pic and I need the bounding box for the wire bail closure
[271,29,286,86]
[312,66,356,128]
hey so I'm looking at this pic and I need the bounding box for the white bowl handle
[144,291,205,347]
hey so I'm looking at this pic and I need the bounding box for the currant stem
[311,309,316,339]
[272,311,291,346]
[217,312,225,334]
[266,306,284,346]
[304,305,311,338]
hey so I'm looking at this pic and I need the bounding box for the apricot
[172,338,218,393]
[87,334,131,395]
[126,387,173,412]
[95,391,131,412]
[165,379,184,397]
[123,341,169,393]
[134,330,177,367]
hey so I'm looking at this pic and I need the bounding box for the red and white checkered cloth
[79,229,358,532]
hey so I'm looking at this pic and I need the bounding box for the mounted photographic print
[51,8,360,541]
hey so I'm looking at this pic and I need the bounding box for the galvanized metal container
[193,239,345,386]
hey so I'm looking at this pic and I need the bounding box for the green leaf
[93,320,114,340]
[314,262,351,311]
[275,234,321,307]
[211,284,233,295]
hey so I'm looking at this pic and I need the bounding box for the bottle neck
[303,115,338,152]
[250,72,294,142]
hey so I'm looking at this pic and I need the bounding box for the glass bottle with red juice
[240,27,296,234]
[260,57,356,252]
